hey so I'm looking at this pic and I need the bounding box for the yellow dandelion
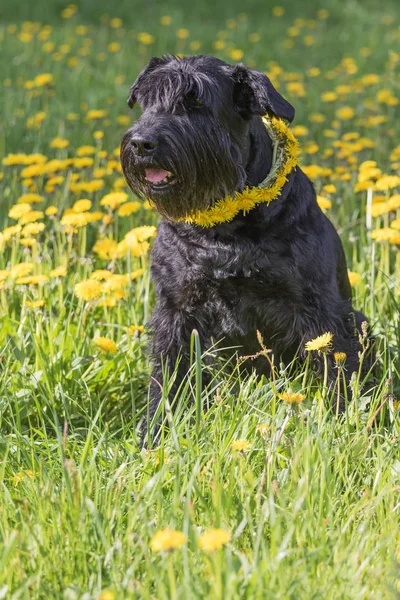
[61,213,89,228]
[348,271,361,286]
[2,225,21,241]
[86,110,108,121]
[73,157,94,169]
[91,270,113,281]
[93,238,118,260]
[103,215,113,226]
[272,6,285,16]
[21,222,45,237]
[73,199,92,213]
[305,332,334,353]
[98,591,116,600]
[231,439,251,451]
[369,202,390,217]
[150,529,187,552]
[10,262,34,279]
[20,237,36,247]
[93,337,118,354]
[16,275,49,285]
[85,211,104,223]
[197,529,231,552]
[257,423,270,435]
[336,106,355,120]
[278,391,306,404]
[375,175,400,191]
[74,280,103,301]
[388,195,400,210]
[19,211,44,225]
[371,227,397,242]
[98,297,118,308]
[128,226,157,242]
[334,352,347,365]
[102,274,129,293]
[50,137,69,149]
[128,268,144,281]
[26,299,45,309]
[50,266,67,278]
[391,219,400,230]
[8,203,32,220]
[127,325,145,335]
[100,192,128,210]
[117,201,141,217]
[317,195,332,210]
[45,206,58,216]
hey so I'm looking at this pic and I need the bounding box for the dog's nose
[130,136,157,156]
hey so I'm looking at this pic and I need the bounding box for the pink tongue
[145,168,170,183]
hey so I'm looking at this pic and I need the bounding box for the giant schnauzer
[120,54,369,442]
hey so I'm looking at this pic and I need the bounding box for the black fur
[120,55,369,443]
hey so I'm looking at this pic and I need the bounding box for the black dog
[120,55,368,441]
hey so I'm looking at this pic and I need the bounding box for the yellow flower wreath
[175,116,300,227]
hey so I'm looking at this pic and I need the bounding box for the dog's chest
[176,240,296,335]
[152,225,299,340]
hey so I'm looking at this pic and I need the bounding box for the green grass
[0,0,400,598]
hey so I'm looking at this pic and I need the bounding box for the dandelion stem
[168,554,177,600]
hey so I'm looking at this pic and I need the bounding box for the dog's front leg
[141,303,206,446]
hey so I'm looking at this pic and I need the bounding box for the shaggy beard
[120,119,246,220]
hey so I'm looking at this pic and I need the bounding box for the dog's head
[120,55,294,220]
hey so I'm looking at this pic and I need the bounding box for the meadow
[0,0,400,598]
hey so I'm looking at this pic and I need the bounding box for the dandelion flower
[50,266,67,278]
[317,195,332,210]
[16,275,49,285]
[336,106,355,120]
[231,439,251,451]
[257,423,270,435]
[375,175,400,191]
[94,337,118,354]
[22,223,45,237]
[10,262,34,279]
[74,280,103,301]
[305,332,334,353]
[19,211,44,225]
[26,299,45,309]
[93,238,118,259]
[149,529,187,552]
[45,206,58,216]
[17,194,44,204]
[278,391,306,404]
[98,591,116,600]
[100,192,128,210]
[117,201,141,217]
[334,352,347,365]
[197,529,231,551]
[128,225,157,242]
[371,227,397,242]
[73,199,92,213]
[9,203,31,220]
[128,325,144,335]
[91,270,113,281]
[348,271,361,286]
[61,213,89,228]
[391,219,400,230]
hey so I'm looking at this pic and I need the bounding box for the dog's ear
[230,64,295,122]
[127,55,172,108]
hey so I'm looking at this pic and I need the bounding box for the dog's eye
[185,94,203,108]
